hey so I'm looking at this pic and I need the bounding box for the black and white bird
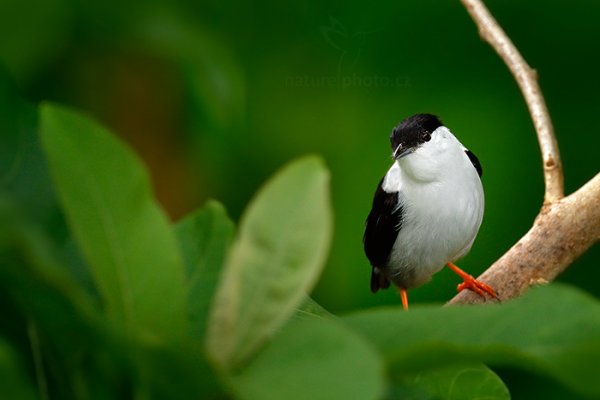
[363,113,498,309]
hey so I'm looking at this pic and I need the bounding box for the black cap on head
[390,113,443,153]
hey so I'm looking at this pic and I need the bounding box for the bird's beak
[393,144,413,160]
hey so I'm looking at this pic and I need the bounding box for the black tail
[370,267,391,293]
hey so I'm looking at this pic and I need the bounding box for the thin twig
[461,0,564,204]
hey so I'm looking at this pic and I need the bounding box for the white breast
[383,128,484,288]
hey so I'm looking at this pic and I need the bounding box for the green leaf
[175,200,234,342]
[0,203,133,399]
[0,198,225,399]
[389,364,509,400]
[206,156,333,370]
[293,296,334,321]
[230,317,384,400]
[39,103,187,341]
[0,71,98,301]
[344,284,600,397]
[135,341,225,399]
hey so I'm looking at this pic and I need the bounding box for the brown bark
[449,0,599,304]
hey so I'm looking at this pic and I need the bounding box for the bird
[363,113,498,310]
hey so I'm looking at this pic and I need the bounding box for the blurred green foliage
[1,0,599,398]
[1,0,599,311]
[4,105,600,398]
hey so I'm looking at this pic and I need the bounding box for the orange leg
[398,287,409,310]
[446,262,499,300]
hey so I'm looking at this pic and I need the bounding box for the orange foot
[446,262,499,300]
[398,287,409,310]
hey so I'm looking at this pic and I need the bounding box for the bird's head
[390,113,443,159]
[390,114,464,181]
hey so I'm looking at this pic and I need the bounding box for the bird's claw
[457,275,499,300]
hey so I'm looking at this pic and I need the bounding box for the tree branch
[449,0,600,305]
[461,0,563,204]
[449,173,600,305]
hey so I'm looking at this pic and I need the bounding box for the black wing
[363,176,403,292]
[465,149,483,177]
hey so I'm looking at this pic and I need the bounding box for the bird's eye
[421,131,431,142]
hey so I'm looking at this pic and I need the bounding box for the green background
[2,0,598,333]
